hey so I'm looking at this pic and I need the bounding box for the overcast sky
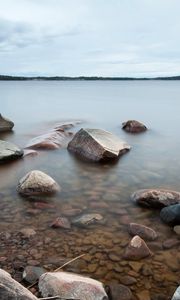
[0,0,180,77]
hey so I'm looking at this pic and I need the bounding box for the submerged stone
[72,213,104,227]
[0,114,14,132]
[122,120,147,133]
[160,204,180,225]
[129,223,158,241]
[23,266,45,284]
[50,217,71,229]
[124,235,152,260]
[68,128,130,162]
[0,140,23,162]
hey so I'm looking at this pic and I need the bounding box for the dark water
[1,80,180,299]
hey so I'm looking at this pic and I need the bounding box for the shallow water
[1,80,180,299]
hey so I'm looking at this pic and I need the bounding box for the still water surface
[1,80,180,299]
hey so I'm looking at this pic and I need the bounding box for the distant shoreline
[1,75,180,81]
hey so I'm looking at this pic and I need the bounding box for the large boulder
[171,286,180,300]
[131,189,180,208]
[0,140,23,162]
[160,204,180,225]
[129,223,158,241]
[39,271,108,300]
[0,268,38,300]
[17,170,60,196]
[0,114,14,132]
[68,128,130,162]
[122,120,147,133]
[124,235,152,260]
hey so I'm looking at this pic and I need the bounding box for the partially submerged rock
[50,217,71,229]
[0,114,14,132]
[23,266,45,284]
[0,140,23,162]
[160,204,180,225]
[72,213,104,227]
[122,120,147,133]
[68,128,130,162]
[124,235,152,260]
[129,223,158,241]
[0,268,38,300]
[131,189,180,208]
[17,170,60,196]
[39,271,108,300]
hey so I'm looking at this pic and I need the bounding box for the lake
[1,80,180,299]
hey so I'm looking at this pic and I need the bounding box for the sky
[0,0,180,77]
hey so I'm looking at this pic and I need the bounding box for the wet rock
[162,238,180,249]
[120,275,137,285]
[109,283,133,300]
[129,223,158,241]
[61,208,82,216]
[0,268,38,300]
[0,140,23,162]
[39,271,108,300]
[23,149,38,157]
[122,120,147,133]
[171,286,180,300]
[72,213,104,227]
[129,261,143,272]
[160,204,180,225]
[50,217,71,229]
[174,225,180,235]
[108,253,120,262]
[19,228,36,238]
[68,128,130,162]
[124,235,152,260]
[33,202,55,209]
[136,290,150,300]
[132,189,180,208]
[23,266,45,284]
[0,114,14,132]
[17,170,60,196]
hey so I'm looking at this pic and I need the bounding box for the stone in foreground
[160,204,180,225]
[122,120,147,133]
[68,128,130,162]
[124,235,152,260]
[17,170,60,196]
[39,271,108,300]
[0,114,14,132]
[171,286,180,300]
[0,268,38,300]
[129,223,158,241]
[131,189,180,208]
[0,140,23,162]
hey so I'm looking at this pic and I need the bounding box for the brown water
[1,80,180,299]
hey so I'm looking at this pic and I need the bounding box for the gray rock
[109,283,133,300]
[132,189,180,208]
[50,217,71,229]
[0,140,23,162]
[23,266,45,284]
[0,114,14,132]
[160,204,180,225]
[0,268,38,300]
[171,286,180,300]
[129,223,158,241]
[122,120,147,133]
[39,271,108,300]
[124,235,152,260]
[68,128,130,162]
[17,170,60,196]
[72,213,104,227]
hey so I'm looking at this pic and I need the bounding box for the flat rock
[129,223,158,241]
[68,128,130,162]
[160,204,180,225]
[109,283,133,300]
[124,235,152,260]
[0,114,14,132]
[122,120,147,133]
[0,268,38,300]
[72,213,104,227]
[17,170,60,196]
[38,271,108,300]
[0,140,23,162]
[172,287,180,300]
[50,217,71,229]
[132,189,180,208]
[23,266,45,284]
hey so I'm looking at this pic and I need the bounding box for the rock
[109,283,133,300]
[23,266,45,284]
[136,290,151,300]
[39,271,108,300]
[23,149,38,157]
[0,268,38,299]
[129,261,143,272]
[108,253,120,262]
[19,228,36,238]
[120,275,137,285]
[17,170,60,196]
[0,114,14,132]
[132,189,180,208]
[171,286,180,300]
[174,225,180,235]
[162,238,180,249]
[72,213,104,227]
[160,204,180,225]
[61,208,82,216]
[122,120,147,133]
[50,217,71,229]
[129,223,158,241]
[68,128,130,162]
[0,140,23,162]
[33,202,55,209]
[124,235,152,260]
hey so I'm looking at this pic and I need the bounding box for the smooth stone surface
[129,223,158,241]
[23,149,38,157]
[72,213,104,227]
[132,189,180,208]
[68,128,130,162]
[50,217,71,229]
[171,286,180,300]
[39,271,108,300]
[17,170,60,196]
[124,235,152,260]
[174,225,180,235]
[122,120,147,133]
[23,266,45,284]
[109,283,133,300]
[160,204,180,225]
[0,140,23,162]
[0,268,38,300]
[0,114,14,132]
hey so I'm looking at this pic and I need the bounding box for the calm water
[1,80,180,299]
